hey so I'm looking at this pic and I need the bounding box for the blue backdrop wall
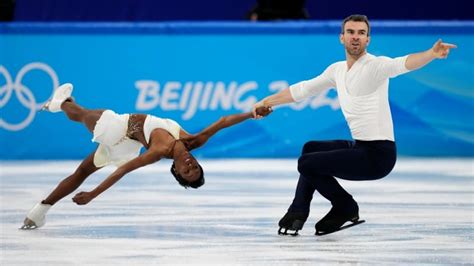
[1,21,473,159]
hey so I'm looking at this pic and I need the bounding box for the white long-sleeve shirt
[289,53,410,141]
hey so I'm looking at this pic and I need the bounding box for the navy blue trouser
[289,140,397,213]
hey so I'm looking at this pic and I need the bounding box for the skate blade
[40,101,51,112]
[20,224,38,230]
[315,220,365,236]
[19,218,38,230]
[278,227,299,236]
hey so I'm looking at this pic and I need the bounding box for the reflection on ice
[1,159,473,265]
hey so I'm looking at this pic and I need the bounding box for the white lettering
[234,81,258,111]
[268,80,288,92]
[210,81,233,110]
[183,82,203,120]
[135,80,159,110]
[199,82,214,110]
[134,79,340,120]
[161,81,181,110]
[179,82,193,110]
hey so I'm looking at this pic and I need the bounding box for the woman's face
[174,149,201,182]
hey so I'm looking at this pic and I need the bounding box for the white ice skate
[42,83,74,112]
[20,203,52,230]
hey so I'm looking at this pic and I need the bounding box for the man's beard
[346,42,365,56]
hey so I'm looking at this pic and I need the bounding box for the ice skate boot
[278,211,308,236]
[42,83,73,112]
[20,203,52,230]
[315,200,364,236]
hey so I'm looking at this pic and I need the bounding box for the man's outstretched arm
[405,39,457,71]
[252,88,295,118]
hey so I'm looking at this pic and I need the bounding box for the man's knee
[370,168,393,180]
[301,141,318,155]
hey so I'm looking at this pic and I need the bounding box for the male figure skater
[253,14,457,235]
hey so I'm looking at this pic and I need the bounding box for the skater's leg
[297,149,367,234]
[278,175,313,235]
[61,100,105,133]
[42,150,102,205]
[21,150,102,229]
[297,140,396,234]
[298,141,395,205]
[278,140,353,235]
[288,175,315,213]
[288,140,354,212]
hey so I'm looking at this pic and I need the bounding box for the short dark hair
[341,14,370,36]
[170,163,205,189]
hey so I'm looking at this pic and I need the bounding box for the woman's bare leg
[42,150,102,205]
[21,150,102,229]
[60,100,105,133]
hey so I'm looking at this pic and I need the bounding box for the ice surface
[1,159,473,265]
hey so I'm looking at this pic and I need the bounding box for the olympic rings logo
[0,62,59,131]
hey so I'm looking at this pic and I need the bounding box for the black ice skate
[278,211,308,236]
[315,202,364,236]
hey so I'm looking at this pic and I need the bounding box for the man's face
[174,150,201,182]
[340,21,370,57]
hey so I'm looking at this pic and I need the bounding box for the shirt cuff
[397,55,410,74]
[289,81,305,102]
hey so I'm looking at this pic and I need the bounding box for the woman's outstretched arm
[183,106,272,150]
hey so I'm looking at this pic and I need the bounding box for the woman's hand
[72,191,95,205]
[181,134,209,150]
[255,106,273,117]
